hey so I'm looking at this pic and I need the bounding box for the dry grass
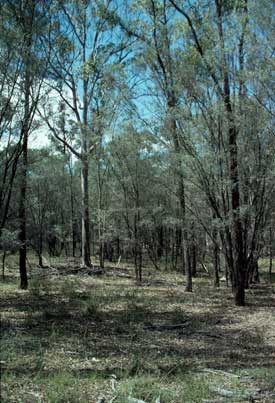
[0,256,275,402]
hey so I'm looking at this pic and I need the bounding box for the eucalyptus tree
[0,2,25,231]
[107,124,159,281]
[169,0,275,304]
[42,0,131,267]
[110,0,194,290]
[27,148,76,265]
[1,0,51,288]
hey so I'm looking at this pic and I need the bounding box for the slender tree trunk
[38,228,43,267]
[184,238,192,292]
[80,15,92,268]
[213,226,220,287]
[0,145,22,230]
[81,157,91,267]
[167,91,191,291]
[157,225,164,258]
[191,234,197,277]
[134,208,142,283]
[269,225,273,283]
[2,250,6,280]
[19,131,28,289]
[18,58,32,289]
[216,0,245,305]
[177,160,192,291]
[69,157,77,258]
[99,210,105,269]
[165,230,168,270]
[97,160,105,269]
[213,243,220,287]
[38,254,43,268]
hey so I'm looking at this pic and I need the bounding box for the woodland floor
[0,256,275,403]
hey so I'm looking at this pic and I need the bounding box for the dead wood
[144,321,190,331]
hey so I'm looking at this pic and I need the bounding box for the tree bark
[18,3,35,289]
[81,157,91,267]
[18,120,28,289]
[213,232,220,288]
[215,0,246,305]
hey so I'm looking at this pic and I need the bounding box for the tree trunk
[18,62,31,289]
[167,91,191,290]
[19,132,28,289]
[38,254,43,268]
[269,225,273,283]
[38,226,43,267]
[215,0,246,305]
[134,209,142,283]
[184,238,192,292]
[81,157,91,267]
[158,225,164,258]
[2,250,6,280]
[233,264,245,306]
[191,235,197,277]
[165,230,169,270]
[69,160,77,258]
[212,226,220,287]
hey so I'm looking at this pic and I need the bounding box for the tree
[0,2,25,231]
[3,0,50,288]
[169,0,275,304]
[41,0,130,267]
[113,0,193,290]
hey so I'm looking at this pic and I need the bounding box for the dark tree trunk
[233,265,245,306]
[213,245,220,287]
[165,230,169,270]
[157,225,164,258]
[38,227,43,267]
[216,0,246,305]
[19,133,28,290]
[184,242,192,292]
[38,254,43,268]
[212,226,220,287]
[191,235,197,277]
[175,227,181,268]
[18,0,39,290]
[99,243,104,269]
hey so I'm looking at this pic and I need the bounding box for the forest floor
[0,256,275,403]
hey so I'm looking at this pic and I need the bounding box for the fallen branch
[200,262,209,274]
[202,368,240,378]
[194,331,222,339]
[209,387,234,398]
[145,321,190,331]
